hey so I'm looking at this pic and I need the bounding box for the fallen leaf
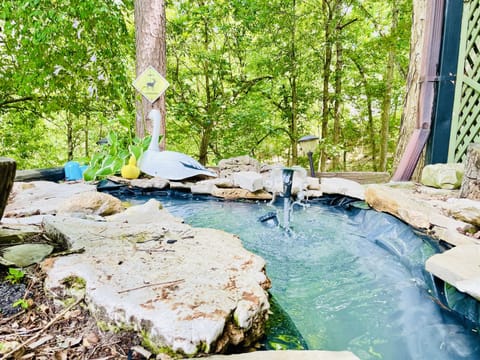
[82,332,99,347]
[28,334,54,349]
[58,336,82,348]
[54,350,68,360]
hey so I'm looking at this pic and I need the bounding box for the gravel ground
[0,280,26,317]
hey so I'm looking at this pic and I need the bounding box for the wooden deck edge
[15,167,65,182]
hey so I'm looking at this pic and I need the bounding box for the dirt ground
[0,264,150,360]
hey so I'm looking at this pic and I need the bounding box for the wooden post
[0,157,16,221]
[460,143,480,200]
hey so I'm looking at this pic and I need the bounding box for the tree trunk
[460,144,480,200]
[0,158,16,221]
[290,0,298,165]
[319,0,333,172]
[379,0,399,172]
[67,112,74,161]
[199,124,213,166]
[198,11,212,165]
[84,113,89,158]
[393,0,426,176]
[332,39,343,170]
[134,0,167,150]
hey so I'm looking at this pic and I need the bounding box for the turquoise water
[126,194,480,359]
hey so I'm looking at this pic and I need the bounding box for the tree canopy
[0,0,412,172]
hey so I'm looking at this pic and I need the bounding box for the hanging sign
[132,66,170,103]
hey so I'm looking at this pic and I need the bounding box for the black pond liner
[98,181,480,353]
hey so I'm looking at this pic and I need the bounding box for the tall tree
[378,0,399,171]
[167,0,273,165]
[134,0,167,148]
[393,0,427,177]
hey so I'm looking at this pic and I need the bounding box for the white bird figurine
[138,109,217,180]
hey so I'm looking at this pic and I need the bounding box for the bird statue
[138,109,217,180]
[121,155,141,179]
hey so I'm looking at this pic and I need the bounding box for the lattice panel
[449,0,480,163]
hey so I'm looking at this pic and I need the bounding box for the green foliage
[83,131,151,181]
[13,298,30,310]
[5,268,25,285]
[0,0,135,167]
[0,0,412,171]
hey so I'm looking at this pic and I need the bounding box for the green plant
[5,268,25,284]
[13,299,30,310]
[83,131,152,181]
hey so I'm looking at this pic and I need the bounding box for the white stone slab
[233,171,264,193]
[5,181,95,217]
[426,244,480,300]
[321,178,365,200]
[41,201,270,356]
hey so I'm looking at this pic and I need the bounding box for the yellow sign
[132,66,170,103]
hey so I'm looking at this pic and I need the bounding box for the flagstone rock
[233,171,264,193]
[57,191,124,216]
[191,181,219,195]
[437,198,480,227]
[305,190,323,198]
[212,188,273,201]
[108,175,170,190]
[208,178,236,188]
[0,243,53,267]
[5,181,96,218]
[170,181,194,191]
[218,156,260,178]
[365,184,476,247]
[106,199,186,230]
[321,178,365,200]
[426,244,480,300]
[0,223,42,247]
[41,201,270,356]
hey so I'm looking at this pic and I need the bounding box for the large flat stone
[41,200,270,356]
[426,244,480,300]
[365,184,476,246]
[320,178,364,200]
[233,171,264,193]
[5,181,96,218]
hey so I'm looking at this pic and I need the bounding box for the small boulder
[322,178,365,200]
[218,156,260,178]
[441,198,480,227]
[57,192,123,216]
[0,243,53,267]
[191,180,219,195]
[421,163,464,190]
[212,188,273,200]
[233,171,264,193]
